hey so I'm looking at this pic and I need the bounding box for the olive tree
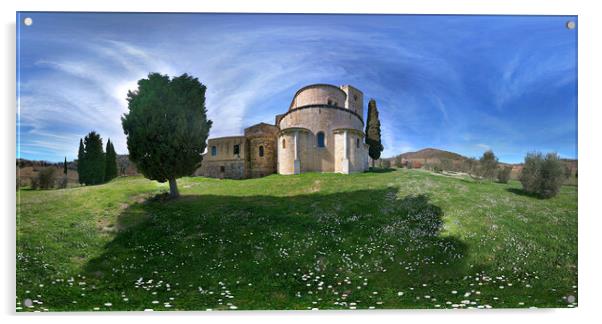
[497,166,512,184]
[479,150,498,180]
[519,152,565,198]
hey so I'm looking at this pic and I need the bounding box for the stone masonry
[196,84,370,179]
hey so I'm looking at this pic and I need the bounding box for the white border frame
[3,1,601,324]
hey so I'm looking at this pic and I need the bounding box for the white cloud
[476,143,491,151]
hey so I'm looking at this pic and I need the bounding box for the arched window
[211,146,217,156]
[259,145,264,157]
[233,144,240,155]
[317,132,325,148]
[282,138,286,149]
[356,138,360,148]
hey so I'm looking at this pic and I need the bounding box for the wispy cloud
[476,143,491,151]
[17,13,577,163]
[19,40,169,158]
[493,43,576,110]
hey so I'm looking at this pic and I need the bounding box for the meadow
[16,168,578,311]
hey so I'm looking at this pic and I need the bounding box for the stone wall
[195,136,248,179]
[198,84,370,178]
[248,137,276,178]
[205,136,247,161]
[333,129,368,174]
[278,107,365,174]
[197,160,246,179]
[340,85,364,118]
[245,123,279,178]
[290,84,347,109]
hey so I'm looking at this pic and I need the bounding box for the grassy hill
[16,169,577,311]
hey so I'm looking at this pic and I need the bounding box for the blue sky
[16,13,577,163]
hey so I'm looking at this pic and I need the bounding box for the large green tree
[77,138,86,184]
[82,131,106,185]
[104,139,118,182]
[365,99,384,167]
[121,73,212,198]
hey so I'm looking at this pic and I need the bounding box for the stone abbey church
[196,84,370,179]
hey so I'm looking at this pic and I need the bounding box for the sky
[16,13,577,163]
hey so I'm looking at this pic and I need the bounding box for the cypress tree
[83,131,105,185]
[104,139,118,182]
[63,156,68,175]
[365,99,384,167]
[77,138,86,184]
[122,73,212,198]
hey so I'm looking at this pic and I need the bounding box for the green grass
[16,168,577,311]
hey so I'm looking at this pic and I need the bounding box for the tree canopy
[121,73,212,197]
[77,139,85,185]
[519,152,565,198]
[479,150,499,180]
[78,131,105,185]
[365,99,384,166]
[104,139,118,182]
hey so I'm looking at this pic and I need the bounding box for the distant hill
[383,148,577,183]
[397,148,468,161]
[17,158,75,169]
[391,148,577,166]
[382,148,468,170]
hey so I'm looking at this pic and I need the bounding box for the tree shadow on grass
[83,187,468,310]
[366,167,395,173]
[506,187,546,199]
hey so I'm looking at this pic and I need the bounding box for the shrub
[464,158,478,175]
[519,152,565,198]
[381,159,391,169]
[30,176,39,190]
[57,176,68,189]
[433,164,443,173]
[37,167,57,190]
[564,165,572,180]
[496,166,512,183]
[466,158,485,181]
[479,150,498,180]
[440,158,453,172]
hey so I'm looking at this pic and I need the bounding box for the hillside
[397,148,468,161]
[17,156,139,187]
[16,170,577,311]
[389,148,577,172]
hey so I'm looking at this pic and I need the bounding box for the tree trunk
[371,159,375,168]
[168,177,179,198]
